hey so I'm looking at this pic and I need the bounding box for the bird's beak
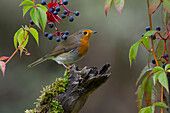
[92,31,97,34]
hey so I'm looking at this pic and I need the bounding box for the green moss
[25,70,70,113]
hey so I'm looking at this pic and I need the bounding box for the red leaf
[114,0,125,14]
[0,61,6,77]
[0,56,9,61]
[104,0,112,16]
[47,3,59,8]
[149,0,161,16]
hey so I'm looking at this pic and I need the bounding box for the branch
[25,63,111,113]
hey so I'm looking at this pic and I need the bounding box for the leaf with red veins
[0,56,9,61]
[104,0,112,16]
[0,61,6,77]
[149,0,161,16]
[47,3,59,8]
[114,0,125,14]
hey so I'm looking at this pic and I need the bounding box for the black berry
[53,11,58,15]
[56,7,60,12]
[65,31,69,35]
[44,32,48,37]
[63,0,68,5]
[152,59,156,64]
[63,10,67,15]
[141,34,144,37]
[48,34,53,40]
[30,20,34,25]
[146,26,150,31]
[164,54,169,58]
[56,37,61,42]
[151,35,156,40]
[61,14,65,19]
[69,17,74,22]
[62,35,67,40]
[74,11,79,16]
[163,64,167,69]
[156,26,161,31]
[49,23,54,28]
[41,0,46,5]
[49,8,55,13]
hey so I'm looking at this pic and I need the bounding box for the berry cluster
[35,0,79,42]
[142,26,169,68]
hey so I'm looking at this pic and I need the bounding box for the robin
[28,29,97,68]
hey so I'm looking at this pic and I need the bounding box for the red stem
[5,24,31,65]
[141,41,151,52]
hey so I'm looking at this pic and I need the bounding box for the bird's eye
[84,32,87,35]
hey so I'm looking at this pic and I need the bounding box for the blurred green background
[0,0,164,113]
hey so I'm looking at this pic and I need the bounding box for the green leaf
[163,0,170,13]
[153,102,168,108]
[29,28,39,46]
[149,0,161,16]
[36,4,48,12]
[18,30,29,55]
[141,36,150,49]
[155,40,165,66]
[114,0,125,14]
[158,71,169,93]
[136,65,152,85]
[105,0,113,16]
[139,106,152,113]
[129,41,140,66]
[30,7,40,28]
[14,28,23,49]
[165,64,170,71]
[136,85,144,110]
[23,5,33,17]
[19,0,34,6]
[161,7,169,29]
[0,61,6,77]
[37,7,47,32]
[153,71,162,85]
[151,66,164,73]
[144,30,157,37]
[144,75,153,106]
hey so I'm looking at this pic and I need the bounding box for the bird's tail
[28,57,47,68]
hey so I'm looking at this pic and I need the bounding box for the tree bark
[56,63,111,113]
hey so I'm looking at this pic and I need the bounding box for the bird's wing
[44,35,79,58]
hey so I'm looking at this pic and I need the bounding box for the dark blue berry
[53,11,58,15]
[156,26,161,31]
[61,14,65,19]
[152,59,156,64]
[151,35,156,40]
[146,26,150,31]
[141,34,144,37]
[56,37,61,42]
[49,23,54,28]
[164,54,169,58]
[49,8,55,13]
[63,10,67,15]
[41,0,46,5]
[30,20,34,25]
[44,32,48,37]
[56,7,60,12]
[163,64,167,69]
[74,11,79,16]
[63,0,68,5]
[48,34,53,40]
[65,31,69,35]
[69,17,74,22]
[62,35,67,40]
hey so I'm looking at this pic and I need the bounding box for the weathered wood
[56,63,111,113]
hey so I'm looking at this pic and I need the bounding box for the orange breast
[78,39,89,57]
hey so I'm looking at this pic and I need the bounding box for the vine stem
[146,0,163,113]
[5,24,32,65]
